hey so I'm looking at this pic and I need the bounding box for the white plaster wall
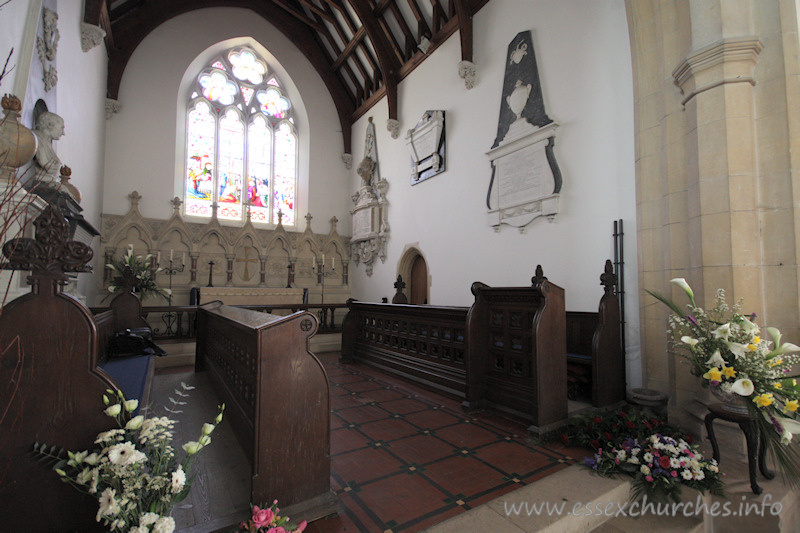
[348,0,642,387]
[103,7,351,237]
[0,0,108,302]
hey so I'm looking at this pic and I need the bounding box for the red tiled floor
[383,434,455,465]
[310,354,579,532]
[331,427,371,454]
[334,446,405,486]
[432,423,500,449]
[421,455,509,496]
[359,417,420,442]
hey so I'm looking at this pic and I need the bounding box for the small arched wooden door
[409,254,428,304]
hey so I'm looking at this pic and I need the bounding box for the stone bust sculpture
[31,110,65,185]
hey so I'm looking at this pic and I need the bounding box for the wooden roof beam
[83,0,115,52]
[299,0,337,25]
[405,0,432,40]
[453,0,472,62]
[346,0,401,131]
[271,0,326,32]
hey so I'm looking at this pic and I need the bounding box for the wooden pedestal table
[704,402,774,494]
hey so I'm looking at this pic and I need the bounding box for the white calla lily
[768,342,800,357]
[681,336,699,347]
[740,316,760,336]
[768,327,782,347]
[706,350,726,368]
[712,323,731,340]
[730,379,754,396]
[671,278,697,307]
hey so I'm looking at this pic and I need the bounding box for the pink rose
[294,521,307,533]
[252,506,274,529]
[645,475,653,482]
[267,528,286,533]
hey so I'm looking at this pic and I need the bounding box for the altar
[198,287,306,306]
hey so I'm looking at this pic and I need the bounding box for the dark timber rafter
[345,0,401,129]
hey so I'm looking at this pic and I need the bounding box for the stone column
[627,0,800,429]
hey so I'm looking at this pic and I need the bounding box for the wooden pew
[565,260,624,407]
[196,302,337,522]
[0,205,154,532]
[341,266,567,434]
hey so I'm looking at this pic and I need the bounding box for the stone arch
[397,244,429,305]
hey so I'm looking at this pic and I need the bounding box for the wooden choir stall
[196,301,338,522]
[341,263,625,434]
[0,205,157,531]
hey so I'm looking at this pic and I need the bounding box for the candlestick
[170,249,174,261]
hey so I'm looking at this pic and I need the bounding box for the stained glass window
[184,47,297,225]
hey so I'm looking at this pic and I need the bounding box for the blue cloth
[100,355,153,413]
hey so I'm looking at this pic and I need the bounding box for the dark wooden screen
[341,302,469,399]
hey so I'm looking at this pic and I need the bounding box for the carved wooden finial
[391,275,408,304]
[305,212,313,230]
[600,259,617,295]
[211,201,218,220]
[330,216,338,233]
[1,204,93,277]
[276,209,284,227]
[531,264,547,286]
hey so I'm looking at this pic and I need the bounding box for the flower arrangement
[649,278,800,483]
[107,244,170,301]
[35,387,224,532]
[238,501,307,533]
[584,433,724,502]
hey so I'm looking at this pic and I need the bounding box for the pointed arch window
[185,47,297,225]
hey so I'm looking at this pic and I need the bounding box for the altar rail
[89,302,348,341]
[341,273,567,432]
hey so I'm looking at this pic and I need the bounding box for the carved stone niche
[405,110,445,185]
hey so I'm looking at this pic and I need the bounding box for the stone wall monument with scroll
[351,117,389,276]
[406,110,445,185]
[486,31,561,232]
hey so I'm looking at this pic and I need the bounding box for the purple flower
[686,315,699,326]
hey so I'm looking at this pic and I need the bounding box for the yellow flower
[774,382,783,390]
[747,343,758,351]
[784,400,799,413]
[722,366,737,379]
[703,367,723,382]
[753,393,774,408]
[751,336,760,344]
[770,358,784,368]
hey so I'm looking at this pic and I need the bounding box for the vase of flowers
[648,278,800,484]
[36,388,224,532]
[238,501,307,533]
[106,244,170,302]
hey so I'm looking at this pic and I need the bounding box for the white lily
[725,340,749,359]
[681,336,699,347]
[706,350,726,367]
[712,323,731,340]
[671,278,697,307]
[730,378,754,396]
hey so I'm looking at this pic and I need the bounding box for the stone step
[155,340,196,369]
[423,465,630,533]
